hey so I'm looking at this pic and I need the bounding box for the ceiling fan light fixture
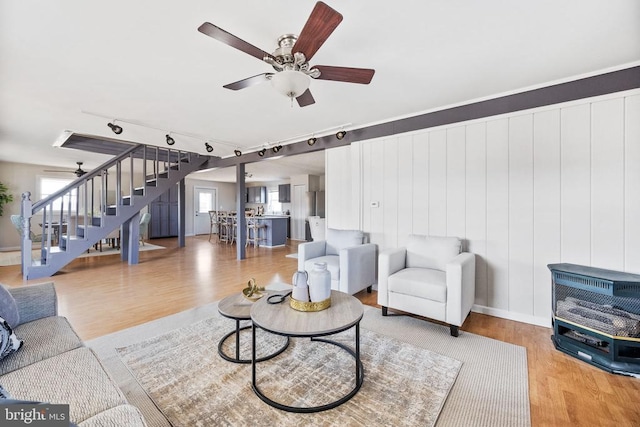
[258,148,266,157]
[307,137,317,146]
[336,130,347,140]
[234,149,242,157]
[108,122,123,135]
[270,70,311,99]
[205,142,213,152]
[166,134,176,146]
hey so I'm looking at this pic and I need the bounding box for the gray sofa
[0,282,147,426]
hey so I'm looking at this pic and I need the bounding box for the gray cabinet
[278,184,291,203]
[246,186,267,203]
[149,184,178,238]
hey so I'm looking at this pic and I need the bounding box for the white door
[291,184,307,240]
[194,187,217,235]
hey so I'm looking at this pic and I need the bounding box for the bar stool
[228,212,238,245]
[208,210,217,242]
[217,211,230,243]
[246,217,266,247]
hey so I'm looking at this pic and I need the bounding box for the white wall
[326,89,640,327]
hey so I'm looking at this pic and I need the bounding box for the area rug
[116,314,460,426]
[0,243,165,266]
[87,304,531,427]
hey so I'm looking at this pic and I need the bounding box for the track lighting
[205,142,213,153]
[272,145,282,153]
[336,130,347,140]
[307,137,317,146]
[258,148,266,157]
[234,149,242,157]
[166,134,175,146]
[108,122,123,135]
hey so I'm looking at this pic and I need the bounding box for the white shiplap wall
[326,90,640,327]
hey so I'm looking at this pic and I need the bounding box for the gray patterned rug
[116,315,461,426]
[87,304,531,427]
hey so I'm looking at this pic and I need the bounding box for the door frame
[193,186,218,235]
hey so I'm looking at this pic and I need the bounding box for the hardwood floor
[1,236,638,426]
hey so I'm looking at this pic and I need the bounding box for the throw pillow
[0,285,19,328]
[0,317,23,361]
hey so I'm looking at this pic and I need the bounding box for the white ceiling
[1,1,639,182]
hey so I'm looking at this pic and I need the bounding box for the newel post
[20,192,33,274]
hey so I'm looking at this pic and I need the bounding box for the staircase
[19,144,209,279]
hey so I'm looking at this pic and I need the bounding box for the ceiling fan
[198,1,375,107]
[44,162,88,178]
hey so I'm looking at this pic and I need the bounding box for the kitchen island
[256,216,289,247]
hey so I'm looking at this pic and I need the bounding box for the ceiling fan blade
[296,89,315,107]
[198,22,275,62]
[223,73,273,91]
[293,2,343,62]
[313,65,375,84]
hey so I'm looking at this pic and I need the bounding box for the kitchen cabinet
[246,186,267,203]
[278,184,291,203]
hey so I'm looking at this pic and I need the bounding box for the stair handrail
[32,143,143,212]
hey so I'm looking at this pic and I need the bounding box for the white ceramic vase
[308,262,331,302]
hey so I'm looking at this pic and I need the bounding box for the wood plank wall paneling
[397,136,413,248]
[465,123,488,306]
[412,134,429,236]
[625,95,640,273]
[429,130,447,235]
[485,118,510,311]
[383,139,399,248]
[560,103,591,265]
[326,90,640,326]
[532,109,561,320]
[591,98,624,270]
[446,127,466,244]
[508,114,534,316]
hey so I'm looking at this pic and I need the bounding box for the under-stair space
[18,143,209,279]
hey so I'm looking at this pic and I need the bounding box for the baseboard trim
[472,304,552,328]
[0,246,21,252]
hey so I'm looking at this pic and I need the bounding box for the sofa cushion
[388,268,447,303]
[0,316,83,375]
[406,235,461,271]
[0,285,19,328]
[79,404,147,427]
[325,229,363,256]
[304,255,340,281]
[0,347,127,424]
[0,317,23,361]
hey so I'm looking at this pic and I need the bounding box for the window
[39,177,77,211]
[268,190,282,214]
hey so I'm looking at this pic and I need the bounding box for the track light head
[205,142,213,153]
[258,148,266,157]
[108,122,123,135]
[272,145,282,153]
[336,130,347,140]
[234,149,242,157]
[166,134,175,146]
[307,137,317,146]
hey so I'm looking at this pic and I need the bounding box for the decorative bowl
[241,278,265,302]
[289,296,331,312]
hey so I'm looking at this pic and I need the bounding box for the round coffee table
[217,292,289,364]
[250,290,364,413]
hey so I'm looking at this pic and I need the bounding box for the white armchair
[377,235,475,336]
[298,228,377,295]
